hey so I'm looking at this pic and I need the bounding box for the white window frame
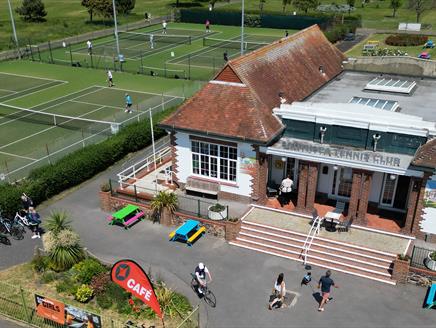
[380,173,398,207]
[191,140,237,182]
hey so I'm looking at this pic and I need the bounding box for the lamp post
[240,0,245,56]
[112,0,120,60]
[7,0,20,59]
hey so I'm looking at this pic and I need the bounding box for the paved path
[34,148,435,327]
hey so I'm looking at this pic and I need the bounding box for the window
[191,141,237,182]
[381,174,398,206]
[365,78,416,94]
[349,97,399,111]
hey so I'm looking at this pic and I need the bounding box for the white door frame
[379,173,399,207]
[329,166,352,200]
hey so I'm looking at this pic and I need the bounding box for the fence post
[197,199,200,217]
[19,287,31,323]
[28,39,34,61]
[140,52,144,74]
[48,41,54,63]
[162,93,165,112]
[109,179,113,196]
[69,43,73,66]
[36,45,42,61]
[134,185,138,203]
[188,54,191,80]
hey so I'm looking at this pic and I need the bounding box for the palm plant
[44,211,72,235]
[150,191,178,226]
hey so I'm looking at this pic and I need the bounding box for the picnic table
[169,219,206,247]
[107,204,144,229]
[425,282,436,309]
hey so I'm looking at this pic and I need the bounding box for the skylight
[349,97,399,111]
[365,78,416,94]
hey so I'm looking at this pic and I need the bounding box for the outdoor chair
[337,217,353,233]
[267,181,278,198]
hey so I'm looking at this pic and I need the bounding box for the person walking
[205,19,211,33]
[285,30,289,37]
[107,70,113,87]
[86,40,93,55]
[124,93,133,113]
[162,20,167,34]
[269,273,286,310]
[318,270,338,312]
[279,174,293,206]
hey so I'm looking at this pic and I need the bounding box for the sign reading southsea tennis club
[111,259,162,318]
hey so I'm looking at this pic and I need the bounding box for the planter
[208,204,227,221]
[424,253,436,271]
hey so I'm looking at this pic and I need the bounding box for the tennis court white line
[71,100,123,111]
[0,88,16,93]
[0,80,65,102]
[0,87,104,127]
[2,81,68,103]
[0,72,67,83]
[0,105,107,150]
[0,151,36,161]
[93,85,184,99]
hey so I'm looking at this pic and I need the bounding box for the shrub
[75,284,94,303]
[72,258,107,285]
[100,182,111,192]
[397,254,411,261]
[209,203,225,212]
[44,211,72,235]
[106,282,130,307]
[0,108,173,218]
[31,249,50,273]
[56,276,78,294]
[41,270,57,283]
[90,272,111,295]
[430,251,436,261]
[385,34,428,46]
[96,293,113,309]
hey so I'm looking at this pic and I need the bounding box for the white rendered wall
[174,132,255,197]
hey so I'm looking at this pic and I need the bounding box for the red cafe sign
[111,259,162,318]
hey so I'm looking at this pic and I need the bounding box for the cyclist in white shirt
[195,262,212,295]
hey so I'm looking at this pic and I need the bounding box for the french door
[331,167,352,199]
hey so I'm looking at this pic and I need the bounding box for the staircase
[229,220,397,285]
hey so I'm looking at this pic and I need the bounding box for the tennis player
[125,93,133,113]
[149,34,154,49]
[162,20,167,34]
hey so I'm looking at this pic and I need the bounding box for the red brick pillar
[357,171,372,224]
[391,257,410,284]
[251,148,268,204]
[348,170,362,220]
[170,132,179,184]
[296,162,308,212]
[411,173,432,239]
[305,163,319,213]
[99,191,112,212]
[403,177,420,234]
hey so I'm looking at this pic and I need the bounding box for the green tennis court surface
[0,73,184,182]
[30,23,288,81]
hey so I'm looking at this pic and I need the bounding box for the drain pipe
[373,133,381,152]
[319,126,327,144]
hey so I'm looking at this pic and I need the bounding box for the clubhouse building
[160,25,436,242]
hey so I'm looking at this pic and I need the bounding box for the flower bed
[385,34,428,47]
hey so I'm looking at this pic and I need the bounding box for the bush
[41,270,57,283]
[96,293,113,309]
[100,182,111,192]
[75,284,94,303]
[430,251,436,261]
[209,203,225,212]
[0,108,173,218]
[106,282,130,307]
[90,272,111,296]
[31,249,50,273]
[72,258,107,285]
[324,24,350,43]
[385,34,428,46]
[56,276,78,294]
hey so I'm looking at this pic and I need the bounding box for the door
[380,174,398,207]
[331,167,352,199]
[393,176,411,209]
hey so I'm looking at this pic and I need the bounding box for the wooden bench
[425,283,436,309]
[187,226,206,246]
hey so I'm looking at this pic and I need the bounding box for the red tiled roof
[160,82,283,143]
[161,25,345,143]
[413,138,436,169]
[225,25,345,109]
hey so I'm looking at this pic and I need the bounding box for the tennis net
[0,103,121,135]
[203,37,269,51]
[119,31,192,45]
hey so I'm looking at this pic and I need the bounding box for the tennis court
[0,75,184,182]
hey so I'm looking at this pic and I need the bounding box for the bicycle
[190,273,216,308]
[0,213,25,240]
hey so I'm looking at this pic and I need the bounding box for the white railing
[301,216,324,265]
[117,142,171,187]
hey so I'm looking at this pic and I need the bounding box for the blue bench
[425,283,436,309]
[169,219,205,247]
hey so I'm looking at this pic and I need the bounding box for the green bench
[107,204,144,229]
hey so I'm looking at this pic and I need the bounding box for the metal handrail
[301,216,324,265]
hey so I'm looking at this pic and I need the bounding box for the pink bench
[123,211,144,228]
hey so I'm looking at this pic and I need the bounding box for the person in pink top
[205,19,211,33]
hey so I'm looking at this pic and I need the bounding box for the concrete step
[230,238,396,285]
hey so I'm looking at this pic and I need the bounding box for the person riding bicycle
[195,262,212,295]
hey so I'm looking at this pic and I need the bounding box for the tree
[44,211,72,235]
[116,0,135,15]
[390,0,403,17]
[151,191,178,226]
[82,0,97,22]
[259,0,267,15]
[282,0,292,12]
[292,0,319,14]
[410,0,430,22]
[16,0,47,22]
[81,0,114,22]
[346,0,355,14]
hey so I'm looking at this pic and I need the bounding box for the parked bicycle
[0,211,25,240]
[190,273,216,308]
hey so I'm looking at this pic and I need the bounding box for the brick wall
[348,170,362,220]
[170,132,179,183]
[403,177,421,234]
[296,162,308,212]
[249,146,268,204]
[392,257,410,284]
[99,191,112,212]
[357,171,372,224]
[306,163,319,211]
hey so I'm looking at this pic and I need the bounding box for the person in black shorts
[223,51,228,62]
[318,270,338,312]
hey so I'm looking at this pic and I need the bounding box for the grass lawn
[0,60,203,181]
[346,33,436,58]
[226,0,436,30]
[0,0,195,51]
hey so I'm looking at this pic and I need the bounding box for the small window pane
[229,161,237,181]
[191,141,199,153]
[229,147,237,160]
[192,154,199,174]
[200,143,209,155]
[220,146,229,158]
[210,144,218,156]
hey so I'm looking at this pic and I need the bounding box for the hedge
[0,108,175,217]
[385,34,428,46]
